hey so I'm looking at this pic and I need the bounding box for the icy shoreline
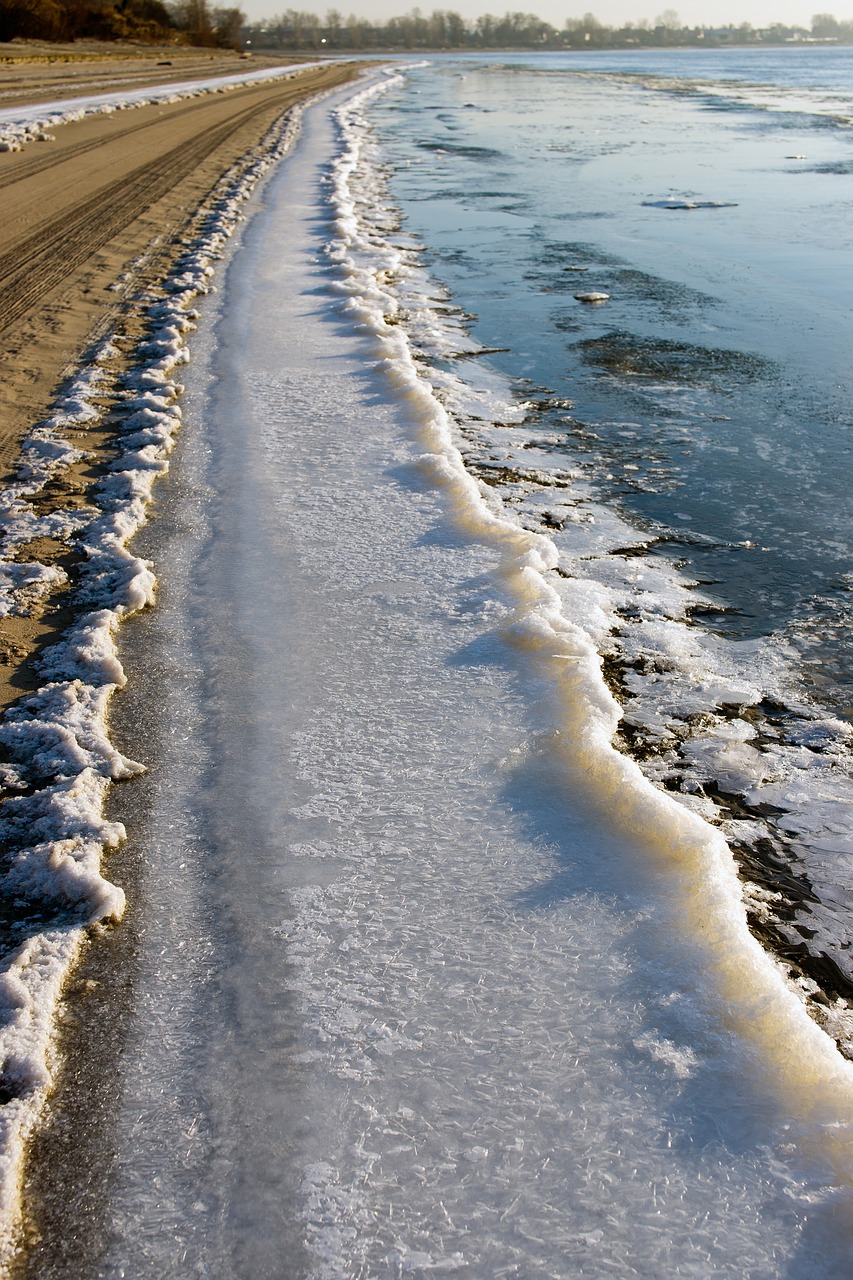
[3,60,853,1272]
[354,66,853,1048]
[10,66,847,1275]
[328,74,853,1146]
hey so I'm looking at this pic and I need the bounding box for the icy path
[95,90,853,1278]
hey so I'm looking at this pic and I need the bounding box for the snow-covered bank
[86,79,853,1277]
[0,58,330,152]
[0,93,313,1264]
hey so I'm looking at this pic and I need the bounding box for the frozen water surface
[95,84,853,1278]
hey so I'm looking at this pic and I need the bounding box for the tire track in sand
[0,61,364,465]
[0,97,294,335]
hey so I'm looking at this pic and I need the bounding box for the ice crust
[81,73,853,1277]
[0,99,308,1260]
[307,75,853,1264]
[0,59,326,153]
[625,69,853,129]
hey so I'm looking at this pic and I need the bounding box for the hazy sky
[244,1,848,28]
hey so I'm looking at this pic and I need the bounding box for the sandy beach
[0,42,316,109]
[0,49,364,717]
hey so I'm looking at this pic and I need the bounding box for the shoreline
[4,46,853,1274]
[69,66,853,1272]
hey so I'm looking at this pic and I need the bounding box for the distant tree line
[3,2,853,50]
[244,9,853,51]
[0,0,244,46]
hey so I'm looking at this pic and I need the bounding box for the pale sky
[244,1,849,29]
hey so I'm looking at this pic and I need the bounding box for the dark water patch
[787,589,853,718]
[610,541,662,558]
[527,268,612,295]
[552,315,585,333]
[685,600,750,636]
[777,110,853,133]
[553,271,713,321]
[528,244,710,312]
[576,331,777,388]
[641,198,738,210]
[557,211,614,222]
[426,245,475,267]
[809,159,853,175]
[609,269,714,311]
[423,188,528,215]
[0,1074,24,1105]
[533,240,623,269]
[698,101,748,114]
[439,190,515,200]
[414,139,504,160]
[474,191,531,214]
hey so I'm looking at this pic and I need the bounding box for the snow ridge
[0,60,325,153]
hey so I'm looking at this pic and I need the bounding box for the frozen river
[50,80,853,1277]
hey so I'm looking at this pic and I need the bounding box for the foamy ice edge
[340,66,853,990]
[0,89,323,1263]
[302,72,853,1268]
[0,58,327,153]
